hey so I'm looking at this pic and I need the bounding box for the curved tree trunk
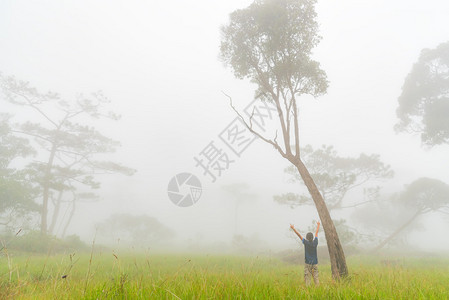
[295,159,348,279]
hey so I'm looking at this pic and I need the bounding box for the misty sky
[1,0,448,251]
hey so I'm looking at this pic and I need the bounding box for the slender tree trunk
[48,190,63,235]
[41,144,57,235]
[62,199,76,238]
[295,159,348,279]
[373,210,422,252]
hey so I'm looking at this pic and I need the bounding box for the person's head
[306,232,314,242]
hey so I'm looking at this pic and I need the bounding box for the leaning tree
[396,41,449,146]
[220,0,348,278]
[373,177,449,252]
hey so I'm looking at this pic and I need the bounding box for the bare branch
[222,91,287,158]
[339,198,379,209]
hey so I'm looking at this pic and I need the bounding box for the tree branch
[222,91,287,159]
[8,89,59,128]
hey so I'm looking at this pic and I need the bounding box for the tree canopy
[396,41,449,146]
[220,0,327,105]
[398,177,449,214]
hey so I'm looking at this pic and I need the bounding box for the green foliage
[0,115,38,227]
[396,41,449,146]
[3,231,88,253]
[220,0,327,101]
[0,175,38,224]
[0,114,34,167]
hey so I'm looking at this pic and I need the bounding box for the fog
[1,0,448,255]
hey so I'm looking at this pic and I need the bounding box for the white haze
[1,0,448,252]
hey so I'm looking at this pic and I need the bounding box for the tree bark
[373,210,422,252]
[295,158,348,279]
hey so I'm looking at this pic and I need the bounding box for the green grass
[1,250,449,299]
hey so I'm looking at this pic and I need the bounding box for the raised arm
[290,224,303,240]
[315,221,320,237]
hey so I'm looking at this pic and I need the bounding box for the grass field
[1,250,449,299]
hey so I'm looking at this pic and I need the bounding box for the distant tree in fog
[0,74,135,235]
[221,183,257,235]
[220,0,348,279]
[274,144,393,211]
[96,213,175,246]
[396,41,449,146]
[232,233,267,254]
[372,177,449,252]
[0,115,38,230]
